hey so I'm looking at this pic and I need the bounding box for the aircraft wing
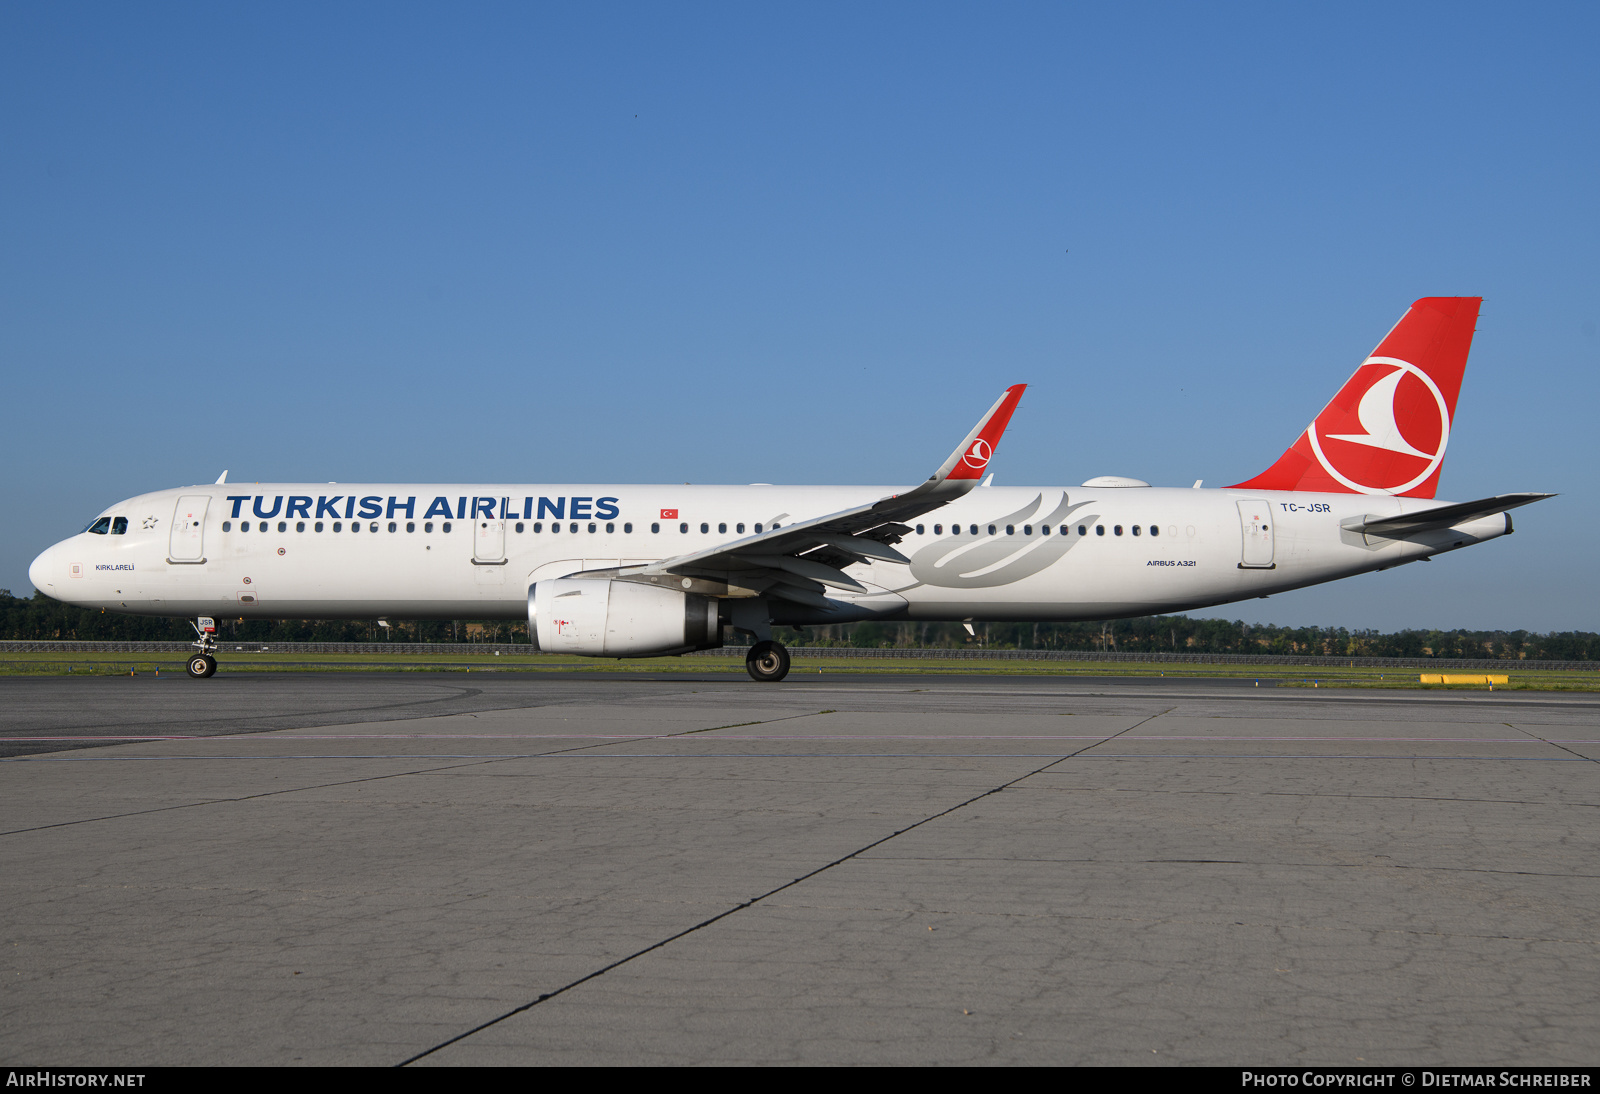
[638,385,1026,606]
[1346,492,1555,537]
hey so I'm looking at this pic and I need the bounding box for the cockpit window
[86,517,111,535]
[111,517,128,535]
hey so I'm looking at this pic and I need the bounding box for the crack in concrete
[0,709,838,838]
[1502,722,1600,765]
[395,707,1175,1067]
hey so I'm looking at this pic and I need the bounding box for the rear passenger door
[1236,500,1275,569]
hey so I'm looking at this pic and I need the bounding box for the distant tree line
[0,591,525,644]
[770,619,1600,661]
[2,589,1594,660]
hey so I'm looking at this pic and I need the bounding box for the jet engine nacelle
[528,578,722,656]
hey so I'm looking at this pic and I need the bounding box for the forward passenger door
[168,496,210,563]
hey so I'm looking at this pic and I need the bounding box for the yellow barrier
[1420,674,1509,685]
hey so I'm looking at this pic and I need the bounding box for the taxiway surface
[2,672,1596,1065]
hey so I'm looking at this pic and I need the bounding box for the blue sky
[2,3,1594,631]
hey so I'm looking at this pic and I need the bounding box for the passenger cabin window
[442,522,452,533]
[333,521,343,532]
[278,521,287,533]
[1095,525,1104,536]
[514,522,523,533]
[1132,525,1141,536]
[680,523,689,533]
[315,522,324,532]
[934,524,943,534]
[222,521,232,532]
[916,524,924,535]
[736,523,745,534]
[297,521,307,532]
[1114,525,1123,536]
[651,522,660,533]
[754,523,762,533]
[606,522,615,533]
[718,523,727,534]
[530,522,540,533]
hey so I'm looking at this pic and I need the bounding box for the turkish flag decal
[660,509,678,519]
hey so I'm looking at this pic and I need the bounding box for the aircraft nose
[28,544,56,593]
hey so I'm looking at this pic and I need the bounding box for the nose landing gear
[745,640,791,683]
[188,617,218,679]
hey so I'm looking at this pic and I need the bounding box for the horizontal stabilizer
[1346,493,1554,536]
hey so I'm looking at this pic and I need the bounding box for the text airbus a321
[29,297,1551,681]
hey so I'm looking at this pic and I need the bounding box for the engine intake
[528,578,722,656]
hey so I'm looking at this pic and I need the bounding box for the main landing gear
[187,616,218,679]
[745,640,791,683]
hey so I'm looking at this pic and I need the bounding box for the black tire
[745,640,790,683]
[187,654,216,679]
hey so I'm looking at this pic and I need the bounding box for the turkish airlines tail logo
[1231,297,1480,498]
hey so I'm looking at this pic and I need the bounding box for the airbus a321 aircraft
[29,297,1551,682]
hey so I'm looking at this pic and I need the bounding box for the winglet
[641,384,1028,583]
[932,384,1026,483]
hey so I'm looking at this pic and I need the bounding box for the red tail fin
[1230,297,1481,498]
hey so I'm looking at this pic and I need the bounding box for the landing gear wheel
[186,654,216,679]
[745,640,790,683]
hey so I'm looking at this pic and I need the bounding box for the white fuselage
[29,481,1511,627]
